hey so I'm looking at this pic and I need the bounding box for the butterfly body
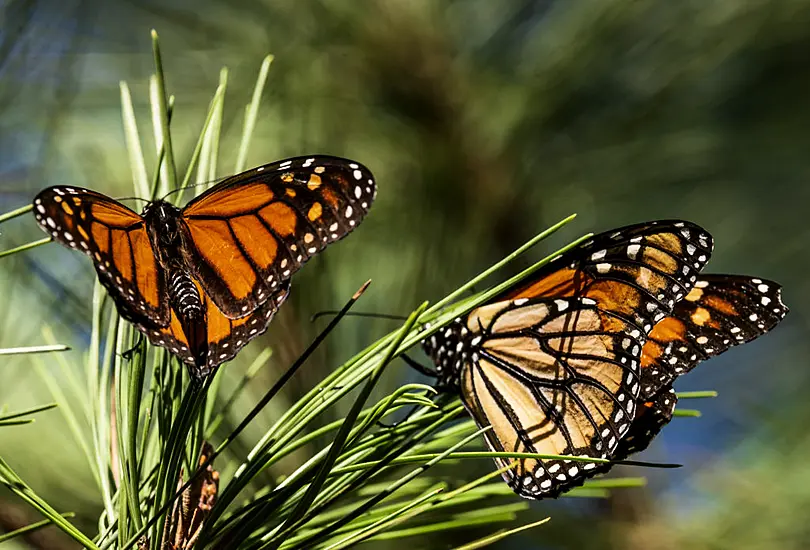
[143,201,185,256]
[33,155,376,379]
[139,200,211,371]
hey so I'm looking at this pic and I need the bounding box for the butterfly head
[142,200,183,248]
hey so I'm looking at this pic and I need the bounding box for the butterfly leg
[121,332,145,361]
[400,353,439,378]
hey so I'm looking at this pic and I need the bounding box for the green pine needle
[674,408,703,417]
[0,344,68,355]
[450,517,551,550]
[0,203,34,225]
[676,390,718,399]
[0,512,76,543]
[0,237,52,260]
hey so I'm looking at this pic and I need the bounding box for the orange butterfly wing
[33,186,170,326]
[179,156,375,318]
[501,220,714,331]
[145,277,290,374]
[639,275,788,399]
[599,275,787,468]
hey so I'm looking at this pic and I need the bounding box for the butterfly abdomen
[168,270,204,320]
[169,269,208,377]
[140,202,209,376]
[168,270,208,376]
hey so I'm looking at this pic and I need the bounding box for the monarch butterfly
[419,220,787,499]
[33,155,376,380]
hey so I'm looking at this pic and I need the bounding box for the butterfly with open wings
[418,220,787,499]
[33,155,376,380]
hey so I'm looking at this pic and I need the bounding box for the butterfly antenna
[310,310,408,323]
[159,178,227,202]
[116,196,151,205]
[400,353,438,378]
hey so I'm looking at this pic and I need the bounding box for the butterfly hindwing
[141,277,290,374]
[203,280,290,368]
[456,296,646,498]
[33,186,170,327]
[589,384,679,475]
[179,155,376,318]
[639,275,788,398]
[590,275,788,476]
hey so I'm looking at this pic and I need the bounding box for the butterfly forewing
[33,186,170,326]
[639,275,788,398]
[585,274,789,477]
[456,296,646,499]
[180,155,376,318]
[503,220,714,334]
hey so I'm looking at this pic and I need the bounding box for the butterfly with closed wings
[33,155,376,381]
[418,220,787,499]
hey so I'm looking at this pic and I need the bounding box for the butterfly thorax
[143,201,209,375]
[421,319,475,391]
[142,201,184,261]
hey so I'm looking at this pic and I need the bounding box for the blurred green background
[0,0,808,548]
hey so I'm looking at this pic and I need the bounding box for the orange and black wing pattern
[144,279,290,371]
[33,186,169,326]
[549,273,786,478]
[179,156,376,318]
[610,385,677,462]
[594,274,789,464]
[500,220,714,332]
[32,155,377,376]
[455,296,647,499]
[639,275,788,399]
[32,186,293,375]
[422,220,716,499]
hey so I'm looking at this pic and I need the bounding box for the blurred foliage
[0,0,808,548]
